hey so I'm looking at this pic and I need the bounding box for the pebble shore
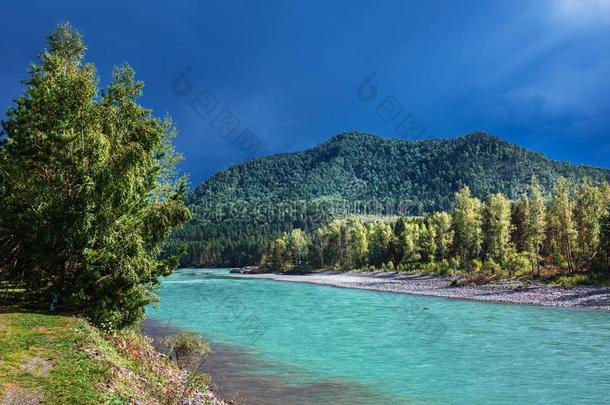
[231,271,610,311]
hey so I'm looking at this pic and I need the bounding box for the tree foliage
[0,23,190,329]
[483,193,513,265]
[260,180,610,281]
[173,131,610,267]
[524,177,547,275]
[452,187,483,272]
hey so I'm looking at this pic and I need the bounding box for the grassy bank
[0,308,223,404]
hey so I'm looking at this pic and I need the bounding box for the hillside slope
[0,310,223,404]
[190,131,609,209]
[174,132,610,266]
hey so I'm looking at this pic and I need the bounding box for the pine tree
[600,184,610,272]
[324,220,347,267]
[310,228,328,267]
[392,217,408,263]
[418,222,437,263]
[600,203,610,273]
[511,198,528,253]
[0,24,190,328]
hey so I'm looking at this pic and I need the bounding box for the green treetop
[0,23,191,329]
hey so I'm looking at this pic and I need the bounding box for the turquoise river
[146,269,610,404]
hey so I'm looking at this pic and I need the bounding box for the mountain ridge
[173,131,610,267]
[189,131,609,207]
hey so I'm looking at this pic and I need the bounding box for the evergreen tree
[600,183,610,272]
[392,217,408,263]
[510,198,528,253]
[324,220,347,267]
[0,24,190,329]
[310,227,328,267]
[600,203,610,273]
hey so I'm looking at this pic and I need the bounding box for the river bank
[0,309,228,404]
[141,318,383,405]
[229,270,610,310]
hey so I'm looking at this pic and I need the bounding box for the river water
[146,268,610,404]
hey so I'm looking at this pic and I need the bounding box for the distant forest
[167,132,610,268]
[264,178,610,283]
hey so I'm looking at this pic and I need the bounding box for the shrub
[162,332,210,368]
[483,259,502,275]
[555,274,589,288]
[471,259,483,273]
[506,252,531,278]
[435,259,453,276]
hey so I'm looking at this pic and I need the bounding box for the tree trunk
[566,238,574,274]
[536,246,541,278]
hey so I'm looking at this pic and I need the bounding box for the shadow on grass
[0,283,76,317]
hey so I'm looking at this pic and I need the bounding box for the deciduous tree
[286,229,309,267]
[452,187,483,272]
[524,177,546,276]
[0,23,190,329]
[483,193,513,264]
[429,211,453,261]
[549,177,577,273]
[574,179,605,278]
[368,221,394,267]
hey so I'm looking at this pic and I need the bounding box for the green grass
[0,279,216,405]
[0,310,123,404]
[0,307,216,404]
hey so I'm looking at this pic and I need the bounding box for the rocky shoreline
[229,270,610,311]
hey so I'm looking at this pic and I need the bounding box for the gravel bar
[230,271,610,311]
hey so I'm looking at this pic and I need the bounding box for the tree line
[265,177,610,282]
[179,131,610,268]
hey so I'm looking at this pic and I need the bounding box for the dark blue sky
[2,0,609,185]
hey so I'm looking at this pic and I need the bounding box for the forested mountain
[172,131,610,267]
